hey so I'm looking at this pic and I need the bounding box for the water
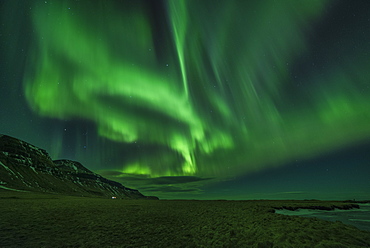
[275,203,370,232]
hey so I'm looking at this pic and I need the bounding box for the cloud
[146,176,213,185]
[97,170,127,177]
[139,186,200,193]
[98,170,212,185]
[97,170,213,198]
[280,191,305,195]
[251,191,306,197]
[98,170,149,180]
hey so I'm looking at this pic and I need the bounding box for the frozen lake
[275,203,370,232]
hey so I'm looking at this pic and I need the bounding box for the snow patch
[30,166,38,174]
[26,157,33,165]
[13,158,28,165]
[0,161,16,175]
[0,185,28,192]
[74,178,84,186]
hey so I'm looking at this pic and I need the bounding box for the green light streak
[168,0,189,98]
[23,0,370,178]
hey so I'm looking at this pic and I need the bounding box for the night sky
[1,0,369,200]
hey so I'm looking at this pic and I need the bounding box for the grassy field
[1,190,370,248]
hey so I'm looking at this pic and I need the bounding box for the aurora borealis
[1,0,370,200]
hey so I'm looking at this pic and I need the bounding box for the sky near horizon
[1,0,369,200]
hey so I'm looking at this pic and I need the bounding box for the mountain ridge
[0,134,158,199]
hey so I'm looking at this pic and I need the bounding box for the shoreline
[1,191,370,247]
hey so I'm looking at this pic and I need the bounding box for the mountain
[0,134,158,199]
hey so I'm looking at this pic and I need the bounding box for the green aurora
[1,0,370,199]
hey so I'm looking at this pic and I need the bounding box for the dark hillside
[0,134,157,199]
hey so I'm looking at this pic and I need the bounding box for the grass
[1,190,370,248]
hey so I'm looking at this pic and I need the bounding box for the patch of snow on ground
[15,158,27,164]
[26,157,33,165]
[75,179,84,186]
[0,161,16,175]
[0,185,28,192]
[110,188,120,195]
[30,166,38,174]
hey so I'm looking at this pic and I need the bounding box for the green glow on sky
[23,0,370,180]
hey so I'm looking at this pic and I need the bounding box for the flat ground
[1,190,370,248]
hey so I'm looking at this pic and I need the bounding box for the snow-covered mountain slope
[0,135,158,199]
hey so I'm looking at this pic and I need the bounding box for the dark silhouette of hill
[0,134,158,199]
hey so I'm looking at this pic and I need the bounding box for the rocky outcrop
[0,134,157,199]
